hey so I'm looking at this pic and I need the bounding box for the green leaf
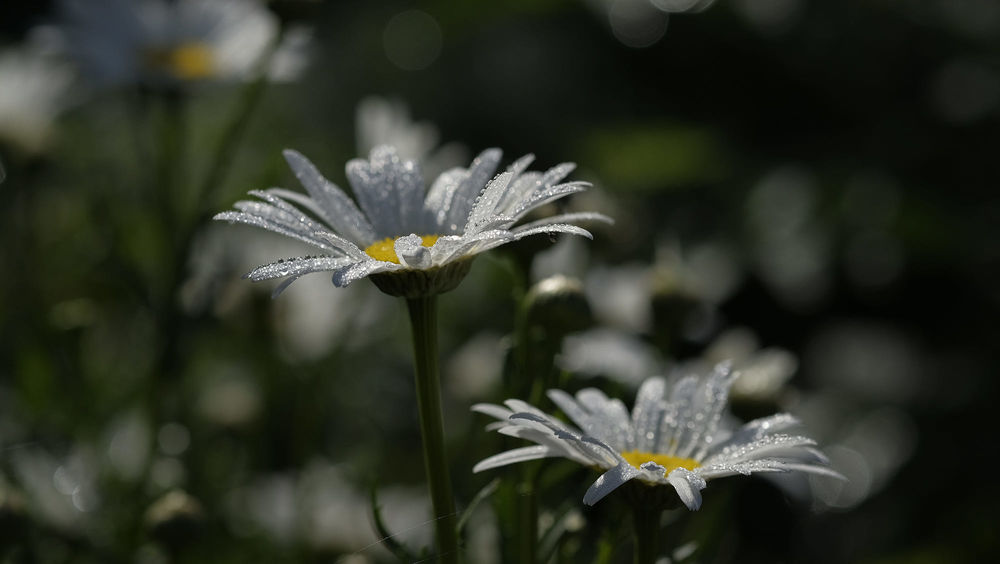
[457,478,500,535]
[369,482,421,563]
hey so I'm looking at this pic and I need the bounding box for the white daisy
[473,363,840,510]
[214,145,610,298]
[56,0,302,86]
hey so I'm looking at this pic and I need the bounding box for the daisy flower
[473,363,840,510]
[56,0,304,86]
[215,145,610,298]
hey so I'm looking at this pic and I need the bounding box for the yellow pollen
[364,235,440,264]
[145,43,214,80]
[620,450,700,476]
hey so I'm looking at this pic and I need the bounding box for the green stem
[517,466,538,564]
[405,296,460,564]
[158,87,187,232]
[189,48,273,221]
[632,503,661,564]
[154,29,282,403]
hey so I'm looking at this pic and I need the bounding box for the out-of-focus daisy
[693,327,797,405]
[215,146,610,298]
[0,40,75,154]
[56,0,303,86]
[473,363,839,509]
[355,96,468,184]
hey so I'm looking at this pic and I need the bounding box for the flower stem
[517,467,538,564]
[632,503,661,564]
[406,296,460,564]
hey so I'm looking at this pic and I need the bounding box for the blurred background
[1,0,997,562]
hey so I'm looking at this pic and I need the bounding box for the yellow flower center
[145,42,214,80]
[620,450,700,476]
[364,235,440,264]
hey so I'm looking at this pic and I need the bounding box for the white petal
[630,377,667,452]
[513,212,614,234]
[495,426,590,464]
[683,362,737,459]
[509,223,594,241]
[583,463,640,505]
[546,389,595,435]
[246,255,354,282]
[464,171,514,234]
[667,468,706,510]
[510,413,618,467]
[435,229,516,262]
[471,403,513,420]
[706,413,802,457]
[539,162,577,188]
[394,233,432,269]
[504,399,556,420]
[509,182,589,221]
[497,171,542,212]
[313,230,368,260]
[345,145,425,237]
[473,445,555,472]
[701,434,818,467]
[282,149,377,243]
[575,389,632,448]
[426,235,467,264]
[659,375,699,456]
[423,167,467,232]
[442,148,502,232]
[214,209,336,253]
[330,259,396,287]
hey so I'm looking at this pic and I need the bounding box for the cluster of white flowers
[216,133,839,510]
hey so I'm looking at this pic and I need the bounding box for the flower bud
[525,275,592,338]
[145,489,205,549]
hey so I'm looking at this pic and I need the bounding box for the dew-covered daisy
[56,0,303,86]
[473,363,839,510]
[215,146,610,298]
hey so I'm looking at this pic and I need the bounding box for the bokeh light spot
[609,0,669,48]
[383,10,442,71]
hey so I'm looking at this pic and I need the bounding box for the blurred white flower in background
[692,327,797,404]
[653,240,743,308]
[560,328,664,386]
[55,0,306,87]
[8,444,101,534]
[0,34,75,155]
[356,96,468,182]
[543,237,743,387]
[586,262,654,334]
[445,331,506,401]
